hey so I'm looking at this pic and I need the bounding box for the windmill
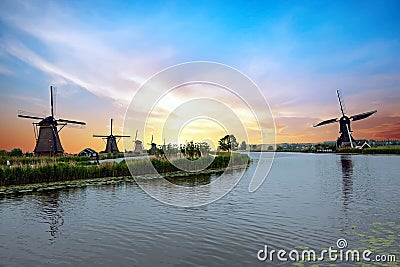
[313,90,377,148]
[147,135,157,155]
[133,130,143,154]
[93,119,130,153]
[18,86,86,156]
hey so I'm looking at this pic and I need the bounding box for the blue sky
[0,0,399,152]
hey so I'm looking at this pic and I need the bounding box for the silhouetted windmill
[93,119,130,153]
[147,135,157,155]
[313,90,377,148]
[133,130,143,154]
[18,86,86,156]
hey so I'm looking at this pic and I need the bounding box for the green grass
[337,147,400,154]
[0,155,91,166]
[362,147,400,154]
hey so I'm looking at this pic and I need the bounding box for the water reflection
[0,153,399,266]
[136,169,244,206]
[340,155,353,208]
[37,191,64,241]
[165,173,213,187]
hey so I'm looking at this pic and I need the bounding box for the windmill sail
[313,90,377,149]
[18,114,45,120]
[313,118,338,127]
[337,90,346,116]
[57,118,86,125]
[350,110,377,121]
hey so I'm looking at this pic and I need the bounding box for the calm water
[0,153,399,266]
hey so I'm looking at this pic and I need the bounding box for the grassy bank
[0,152,139,167]
[362,147,400,154]
[0,154,250,187]
[337,147,400,154]
[0,155,92,166]
[272,146,400,155]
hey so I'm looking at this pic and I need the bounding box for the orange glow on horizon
[1,93,399,153]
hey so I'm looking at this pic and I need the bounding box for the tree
[9,148,23,157]
[185,141,200,159]
[198,142,210,157]
[240,141,247,150]
[218,134,238,152]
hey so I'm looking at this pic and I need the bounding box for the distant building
[249,144,276,151]
[79,148,98,158]
[355,141,371,149]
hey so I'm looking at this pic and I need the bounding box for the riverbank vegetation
[275,145,400,155]
[338,146,400,155]
[0,153,250,187]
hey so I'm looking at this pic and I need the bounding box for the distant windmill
[93,119,130,153]
[18,85,86,156]
[147,135,157,155]
[133,130,143,154]
[313,90,377,148]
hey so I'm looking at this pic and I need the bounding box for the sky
[0,0,399,153]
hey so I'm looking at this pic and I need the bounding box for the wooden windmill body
[133,130,143,154]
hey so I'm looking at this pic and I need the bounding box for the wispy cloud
[0,0,175,106]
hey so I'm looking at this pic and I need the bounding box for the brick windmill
[313,90,377,148]
[18,85,86,156]
[93,119,130,153]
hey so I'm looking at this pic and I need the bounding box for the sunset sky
[0,0,399,153]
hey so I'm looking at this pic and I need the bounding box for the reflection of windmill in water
[133,130,144,154]
[313,90,377,148]
[340,155,353,208]
[18,86,86,156]
[38,191,64,241]
[93,119,130,153]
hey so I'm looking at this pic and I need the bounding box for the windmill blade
[345,123,354,148]
[18,110,46,119]
[337,90,346,116]
[113,135,131,138]
[50,85,55,118]
[350,110,377,121]
[51,123,59,154]
[18,114,45,120]
[313,118,338,127]
[93,134,108,138]
[57,118,86,125]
